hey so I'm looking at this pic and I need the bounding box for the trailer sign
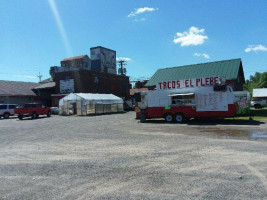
[158,76,220,90]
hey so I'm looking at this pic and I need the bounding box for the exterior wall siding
[60,56,91,70]
[54,70,130,100]
[90,47,117,74]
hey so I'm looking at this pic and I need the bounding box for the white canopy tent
[59,93,124,116]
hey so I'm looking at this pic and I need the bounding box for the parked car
[251,99,267,109]
[50,107,59,114]
[0,104,18,119]
[14,102,51,120]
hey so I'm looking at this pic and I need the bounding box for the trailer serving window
[169,93,195,105]
[214,84,227,92]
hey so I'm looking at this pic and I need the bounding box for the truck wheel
[31,112,37,119]
[18,114,23,120]
[47,111,51,117]
[165,114,173,123]
[3,112,10,119]
[175,113,184,123]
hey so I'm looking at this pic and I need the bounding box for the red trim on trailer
[136,104,237,119]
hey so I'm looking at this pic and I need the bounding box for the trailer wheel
[175,113,184,123]
[165,114,173,123]
[47,111,51,117]
[18,114,23,120]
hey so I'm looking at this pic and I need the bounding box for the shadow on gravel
[141,119,264,126]
[59,112,127,117]
[16,116,51,121]
[0,116,18,120]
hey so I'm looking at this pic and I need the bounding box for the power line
[117,60,127,76]
[37,72,43,82]
[244,70,266,73]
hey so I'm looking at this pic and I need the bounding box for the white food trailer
[136,76,238,122]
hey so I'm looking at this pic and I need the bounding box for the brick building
[50,46,130,106]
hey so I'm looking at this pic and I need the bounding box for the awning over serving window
[168,93,194,97]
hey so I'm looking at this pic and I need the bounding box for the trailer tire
[47,111,51,117]
[165,114,173,123]
[18,114,23,120]
[175,113,184,123]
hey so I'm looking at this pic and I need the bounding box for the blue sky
[0,0,267,82]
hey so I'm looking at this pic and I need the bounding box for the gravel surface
[0,112,266,199]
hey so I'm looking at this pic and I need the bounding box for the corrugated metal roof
[39,78,53,83]
[0,80,40,96]
[61,55,88,62]
[33,82,55,90]
[253,88,267,97]
[146,58,242,86]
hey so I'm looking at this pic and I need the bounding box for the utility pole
[117,60,127,76]
[37,72,43,82]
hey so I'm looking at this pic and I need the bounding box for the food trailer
[136,76,238,122]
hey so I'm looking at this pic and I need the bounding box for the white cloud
[116,57,132,61]
[134,18,146,22]
[13,75,36,79]
[245,45,267,53]
[194,53,210,59]
[128,7,158,17]
[173,26,208,46]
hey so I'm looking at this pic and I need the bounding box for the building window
[54,98,59,105]
[171,94,195,105]
[94,76,99,83]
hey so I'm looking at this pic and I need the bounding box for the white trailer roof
[253,88,267,97]
[59,93,123,106]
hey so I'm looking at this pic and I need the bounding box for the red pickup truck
[15,102,51,120]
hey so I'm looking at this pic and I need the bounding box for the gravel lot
[0,112,267,200]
